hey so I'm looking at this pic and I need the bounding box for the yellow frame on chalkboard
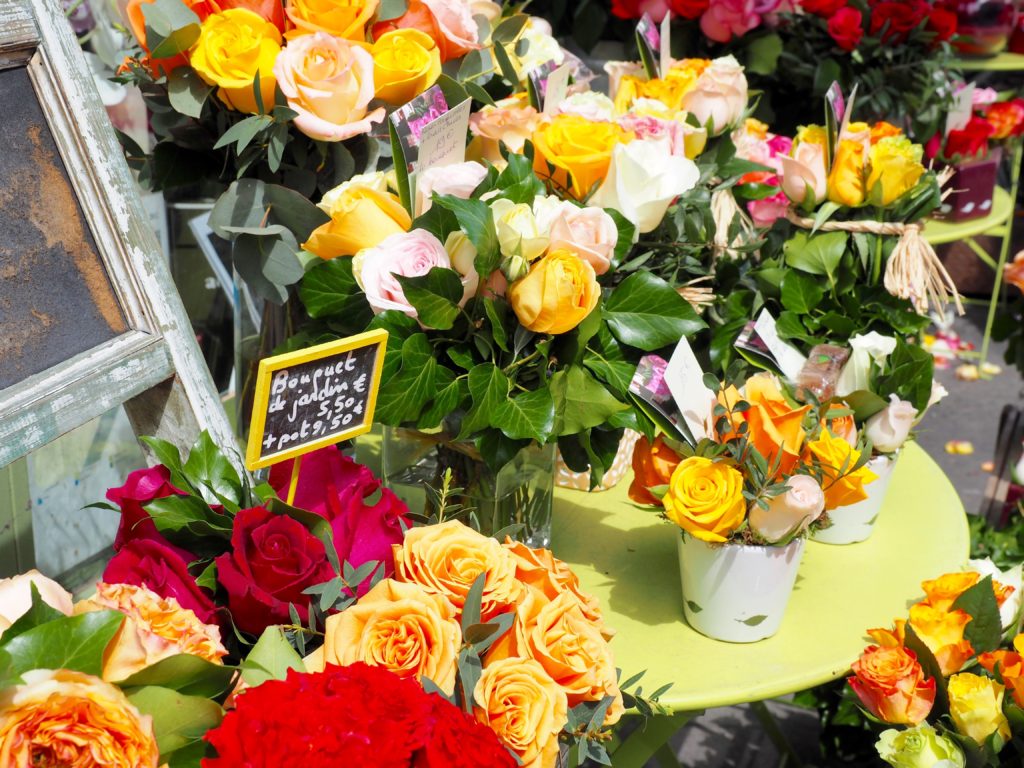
[244,329,389,471]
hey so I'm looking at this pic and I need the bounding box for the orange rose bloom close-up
[848,645,936,725]
[629,435,683,506]
[721,374,811,475]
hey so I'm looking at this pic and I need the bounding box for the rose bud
[749,475,825,544]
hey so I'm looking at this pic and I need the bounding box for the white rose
[548,205,618,275]
[416,160,488,214]
[748,475,826,544]
[516,24,564,74]
[589,138,700,234]
[491,198,549,261]
[865,395,918,453]
[0,570,73,637]
[679,55,748,136]
[968,558,1023,631]
[558,92,616,122]
[318,171,389,213]
[836,332,898,397]
[928,380,948,410]
[444,231,480,302]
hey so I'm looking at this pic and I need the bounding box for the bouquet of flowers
[847,560,1024,767]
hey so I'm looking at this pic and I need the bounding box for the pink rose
[268,448,409,596]
[421,0,480,59]
[749,474,825,543]
[548,205,619,275]
[416,160,488,214]
[618,114,688,156]
[700,0,776,42]
[104,539,219,626]
[272,32,384,142]
[679,55,748,135]
[747,190,789,228]
[780,140,827,206]
[354,230,479,319]
[107,465,187,554]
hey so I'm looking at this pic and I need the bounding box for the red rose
[828,7,864,51]
[927,7,957,42]
[670,0,710,20]
[269,449,409,597]
[203,664,434,768]
[103,539,219,626]
[869,0,927,43]
[215,506,336,635]
[107,465,186,552]
[414,696,516,768]
[944,116,995,160]
[801,0,846,17]
[611,0,672,21]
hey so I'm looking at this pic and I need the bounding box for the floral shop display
[948,0,1020,55]
[847,560,1024,767]
[628,368,875,641]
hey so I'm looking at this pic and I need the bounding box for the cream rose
[590,138,700,234]
[836,332,898,396]
[309,578,462,694]
[416,160,488,214]
[272,32,384,142]
[679,55,748,135]
[780,140,827,207]
[547,204,618,275]
[491,198,549,262]
[0,570,72,637]
[748,475,826,544]
[865,395,917,453]
[516,23,564,73]
[558,91,616,122]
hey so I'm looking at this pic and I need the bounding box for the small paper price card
[245,329,388,471]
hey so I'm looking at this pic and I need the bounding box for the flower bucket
[812,454,897,545]
[677,532,805,643]
[938,148,1001,222]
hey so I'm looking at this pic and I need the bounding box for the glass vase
[381,427,556,547]
[951,0,1018,55]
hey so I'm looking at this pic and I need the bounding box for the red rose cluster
[800,0,957,52]
[611,0,710,21]
[202,664,516,768]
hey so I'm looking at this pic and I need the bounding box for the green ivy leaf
[299,258,373,329]
[602,273,705,351]
[417,378,468,431]
[0,583,65,642]
[118,654,236,699]
[499,388,555,444]
[128,687,223,755]
[395,267,464,330]
[375,334,453,425]
[549,365,628,436]
[780,270,825,315]
[783,230,847,282]
[147,495,232,542]
[458,364,509,439]
[2,611,124,677]
[183,431,244,509]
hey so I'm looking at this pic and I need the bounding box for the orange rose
[848,645,936,725]
[1005,251,1024,295]
[979,649,1024,707]
[393,519,522,620]
[985,100,1024,140]
[628,435,682,506]
[285,0,377,39]
[920,572,981,612]
[474,656,567,768]
[309,578,462,694]
[826,404,857,445]
[0,669,160,767]
[532,114,633,200]
[870,121,903,144]
[906,603,974,676]
[76,582,227,682]
[868,619,906,648]
[805,429,878,510]
[730,374,811,475]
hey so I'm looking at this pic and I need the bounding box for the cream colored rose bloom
[491,198,549,262]
[0,669,160,767]
[393,519,522,620]
[474,656,567,768]
[308,578,462,694]
[469,101,548,165]
[76,582,227,682]
[0,570,73,637]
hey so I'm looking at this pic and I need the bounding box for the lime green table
[551,442,969,767]
[955,52,1024,71]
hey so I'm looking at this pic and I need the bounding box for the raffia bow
[783,211,964,316]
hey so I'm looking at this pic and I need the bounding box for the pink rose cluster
[611,0,782,43]
[733,122,793,227]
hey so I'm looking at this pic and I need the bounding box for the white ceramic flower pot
[677,532,805,643]
[812,454,897,545]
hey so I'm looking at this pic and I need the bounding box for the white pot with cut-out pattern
[811,453,897,545]
[677,532,805,643]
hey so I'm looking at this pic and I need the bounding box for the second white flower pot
[677,532,805,643]
[812,454,897,545]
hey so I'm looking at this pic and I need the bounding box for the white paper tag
[542,64,571,115]
[946,83,974,136]
[754,309,808,381]
[416,98,472,171]
[659,12,672,78]
[664,336,714,441]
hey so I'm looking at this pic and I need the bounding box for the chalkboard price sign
[245,330,388,470]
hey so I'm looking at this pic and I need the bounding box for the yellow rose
[371,28,441,104]
[393,519,522,620]
[308,578,462,694]
[0,669,160,767]
[663,456,747,543]
[284,0,377,40]
[491,198,548,262]
[76,582,227,682]
[826,138,867,207]
[948,673,1011,745]
[473,656,567,768]
[805,429,878,511]
[867,136,925,207]
[507,248,600,335]
[532,114,633,200]
[906,603,974,676]
[191,9,282,114]
[304,176,411,258]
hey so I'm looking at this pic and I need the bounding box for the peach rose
[309,578,462,694]
[628,435,682,506]
[273,32,384,142]
[416,160,488,213]
[0,570,73,637]
[76,582,226,682]
[826,405,858,446]
[393,519,522,620]
[469,102,547,165]
[507,248,600,335]
[420,0,480,60]
[473,656,567,768]
[285,0,377,40]
[848,645,935,725]
[678,55,748,135]
[748,474,825,543]
[0,669,160,767]
[780,139,827,207]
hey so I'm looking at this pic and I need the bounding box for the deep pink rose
[216,506,336,635]
[107,465,185,552]
[103,539,218,625]
[269,449,409,597]
[701,0,778,42]
[748,189,790,228]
